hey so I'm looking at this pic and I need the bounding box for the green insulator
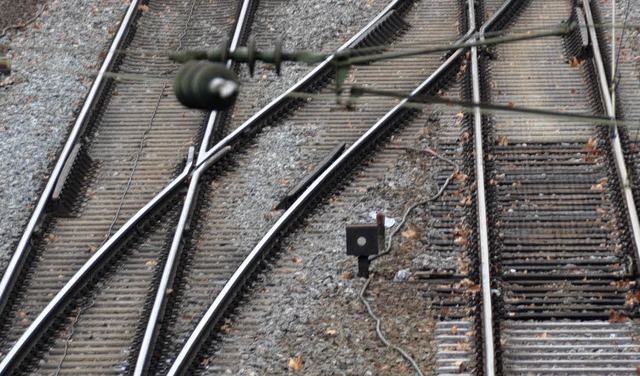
[173,60,206,108]
[0,56,11,75]
[173,61,240,111]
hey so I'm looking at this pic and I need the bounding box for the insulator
[273,38,283,75]
[0,56,11,75]
[173,61,240,111]
[246,35,256,76]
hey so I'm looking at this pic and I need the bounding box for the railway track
[0,0,639,375]
[477,0,640,374]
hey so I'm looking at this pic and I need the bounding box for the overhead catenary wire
[611,0,632,117]
[287,89,627,128]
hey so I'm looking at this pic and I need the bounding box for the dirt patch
[0,0,46,31]
[0,0,48,53]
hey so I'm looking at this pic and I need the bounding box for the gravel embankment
[0,0,384,269]
[0,0,129,266]
[0,1,637,374]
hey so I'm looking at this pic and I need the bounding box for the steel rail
[0,149,195,375]
[471,0,497,373]
[166,16,478,376]
[0,0,416,372]
[133,147,230,376]
[196,0,406,167]
[196,0,254,165]
[471,0,527,374]
[581,0,640,272]
[0,0,143,319]
[134,0,255,372]
[469,1,535,374]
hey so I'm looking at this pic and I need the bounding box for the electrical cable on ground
[0,4,47,38]
[51,2,194,370]
[53,299,95,376]
[358,145,459,376]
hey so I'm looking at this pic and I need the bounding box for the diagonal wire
[613,0,632,87]
[53,299,95,376]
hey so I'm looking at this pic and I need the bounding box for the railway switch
[346,213,385,278]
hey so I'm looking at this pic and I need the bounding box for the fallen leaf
[453,173,468,183]
[583,137,599,153]
[401,228,419,240]
[326,329,337,336]
[591,183,605,192]
[291,257,302,263]
[459,278,474,287]
[467,284,481,294]
[456,342,471,351]
[610,280,631,288]
[138,4,149,11]
[450,326,458,334]
[145,260,158,266]
[288,355,304,372]
[454,236,469,247]
[495,135,508,146]
[457,257,469,274]
[342,272,353,280]
[536,332,548,338]
[453,224,468,237]
[506,102,515,108]
[455,112,465,118]
[625,291,640,306]
[568,56,581,67]
[609,308,627,323]
[47,234,59,242]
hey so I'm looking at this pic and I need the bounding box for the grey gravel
[393,268,412,281]
[0,0,638,374]
[0,0,129,267]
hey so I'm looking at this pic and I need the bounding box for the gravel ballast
[0,0,387,271]
[0,0,638,374]
[0,0,129,266]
